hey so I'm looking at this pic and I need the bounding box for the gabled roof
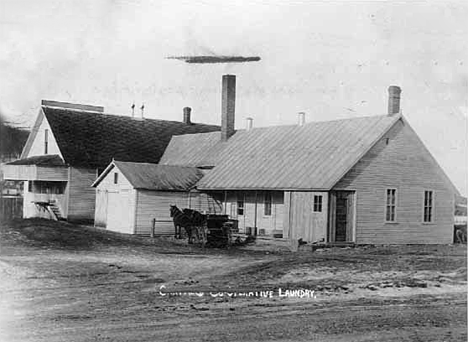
[92,161,205,191]
[22,105,220,169]
[195,114,402,190]
[159,131,229,167]
[8,154,65,166]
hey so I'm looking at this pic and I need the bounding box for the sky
[0,0,466,195]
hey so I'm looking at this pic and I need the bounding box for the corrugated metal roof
[95,161,204,191]
[197,114,401,190]
[159,131,228,167]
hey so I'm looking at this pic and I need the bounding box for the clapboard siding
[284,191,328,243]
[2,164,68,181]
[333,119,454,244]
[222,191,284,235]
[256,191,284,235]
[68,167,98,221]
[135,190,188,235]
[22,180,68,219]
[27,113,63,158]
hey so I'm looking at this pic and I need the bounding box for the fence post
[151,218,156,238]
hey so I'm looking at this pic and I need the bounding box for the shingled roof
[37,106,220,169]
[92,161,205,191]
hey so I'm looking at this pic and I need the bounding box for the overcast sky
[0,0,466,194]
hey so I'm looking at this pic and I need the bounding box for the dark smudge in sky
[166,56,261,64]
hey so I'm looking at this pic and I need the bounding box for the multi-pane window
[114,172,118,184]
[44,129,49,154]
[385,189,397,222]
[264,192,272,216]
[237,195,244,216]
[313,195,323,212]
[423,190,434,223]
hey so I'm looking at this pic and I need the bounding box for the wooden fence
[0,196,23,221]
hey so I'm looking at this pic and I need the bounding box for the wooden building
[1,101,219,222]
[92,161,222,235]
[160,80,459,244]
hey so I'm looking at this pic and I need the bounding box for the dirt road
[0,219,466,341]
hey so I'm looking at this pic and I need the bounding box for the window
[423,190,434,223]
[44,129,49,154]
[29,181,65,194]
[385,189,397,222]
[264,192,272,216]
[114,172,118,184]
[237,194,244,216]
[314,195,323,212]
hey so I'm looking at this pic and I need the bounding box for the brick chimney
[388,85,401,115]
[221,75,236,141]
[183,107,191,124]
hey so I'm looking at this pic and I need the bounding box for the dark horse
[170,205,207,246]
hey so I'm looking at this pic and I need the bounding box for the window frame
[237,193,244,216]
[113,172,118,184]
[44,129,49,154]
[423,190,434,223]
[384,188,397,223]
[313,195,323,212]
[264,192,272,216]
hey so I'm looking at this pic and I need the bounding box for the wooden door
[335,193,348,241]
[333,191,355,242]
[94,189,108,227]
[106,190,132,234]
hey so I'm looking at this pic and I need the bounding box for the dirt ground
[0,219,466,342]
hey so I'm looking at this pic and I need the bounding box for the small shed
[91,161,215,235]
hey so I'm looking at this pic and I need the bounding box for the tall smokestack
[221,75,236,141]
[388,85,401,115]
[183,107,191,124]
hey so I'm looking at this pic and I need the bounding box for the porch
[2,155,68,181]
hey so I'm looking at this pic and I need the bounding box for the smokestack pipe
[221,75,236,141]
[298,112,305,126]
[246,117,253,130]
[388,85,401,115]
[183,107,191,124]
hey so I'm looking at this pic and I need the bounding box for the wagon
[205,214,238,248]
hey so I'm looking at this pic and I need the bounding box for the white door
[95,189,108,227]
[106,190,132,234]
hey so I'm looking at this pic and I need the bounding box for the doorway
[329,191,355,242]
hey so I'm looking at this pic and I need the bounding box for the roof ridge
[114,160,199,169]
[41,105,104,114]
[43,106,220,126]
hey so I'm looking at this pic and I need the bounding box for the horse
[169,205,207,246]
[169,205,194,243]
[183,208,208,246]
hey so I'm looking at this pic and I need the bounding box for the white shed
[91,161,219,235]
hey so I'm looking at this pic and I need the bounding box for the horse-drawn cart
[205,215,238,248]
[170,205,238,248]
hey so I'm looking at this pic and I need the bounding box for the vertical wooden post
[151,218,156,238]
